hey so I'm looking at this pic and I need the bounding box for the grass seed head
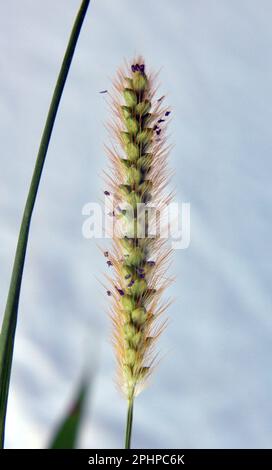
[105,56,173,401]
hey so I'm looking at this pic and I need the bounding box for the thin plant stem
[125,399,134,449]
[0,0,90,448]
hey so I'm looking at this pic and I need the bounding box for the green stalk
[125,399,134,449]
[0,0,90,448]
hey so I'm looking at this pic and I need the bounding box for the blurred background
[0,0,272,448]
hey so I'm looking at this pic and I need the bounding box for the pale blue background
[0,0,272,448]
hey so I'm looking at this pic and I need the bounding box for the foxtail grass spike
[104,57,172,448]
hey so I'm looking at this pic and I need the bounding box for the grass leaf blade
[0,0,90,448]
[50,380,88,449]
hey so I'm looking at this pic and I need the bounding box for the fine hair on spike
[104,56,173,403]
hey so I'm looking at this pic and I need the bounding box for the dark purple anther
[131,64,136,73]
[165,111,171,116]
[128,280,135,287]
[115,286,125,296]
[158,119,165,123]
[139,274,145,279]
[156,129,161,135]
[104,251,109,257]
[139,64,145,73]
[153,125,158,131]
[106,290,111,296]
[107,260,113,267]
[135,63,140,71]
[104,190,110,196]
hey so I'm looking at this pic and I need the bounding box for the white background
[0,0,271,448]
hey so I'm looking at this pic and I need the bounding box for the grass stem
[125,399,134,449]
[0,0,90,448]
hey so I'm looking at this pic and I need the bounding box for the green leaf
[0,0,91,448]
[50,380,88,449]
